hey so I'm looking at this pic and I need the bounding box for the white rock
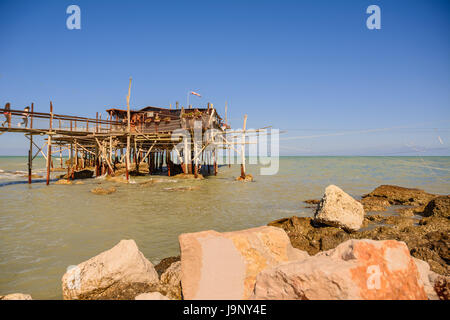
[61,239,159,300]
[314,185,365,231]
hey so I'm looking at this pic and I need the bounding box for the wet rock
[59,169,94,180]
[0,293,32,300]
[164,186,200,192]
[235,174,253,182]
[158,261,182,300]
[360,197,390,212]
[90,187,116,195]
[105,175,128,183]
[362,185,437,206]
[154,256,180,277]
[304,199,320,205]
[314,185,365,232]
[179,226,308,300]
[422,195,450,218]
[173,173,204,180]
[135,292,170,300]
[252,239,427,300]
[61,239,159,300]
[55,179,73,185]
[434,275,450,300]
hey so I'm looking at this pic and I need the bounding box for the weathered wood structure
[0,94,254,184]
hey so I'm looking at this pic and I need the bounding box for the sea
[0,156,449,299]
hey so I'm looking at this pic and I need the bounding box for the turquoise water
[0,156,449,299]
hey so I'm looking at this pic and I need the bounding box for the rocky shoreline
[1,184,448,300]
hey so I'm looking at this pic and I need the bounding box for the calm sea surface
[0,156,449,299]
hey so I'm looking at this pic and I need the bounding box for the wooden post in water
[240,114,247,178]
[126,77,132,181]
[27,103,34,184]
[46,102,53,185]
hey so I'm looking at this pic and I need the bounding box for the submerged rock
[252,239,428,300]
[314,185,365,232]
[59,169,94,180]
[0,293,32,300]
[61,239,159,300]
[173,173,204,180]
[235,174,253,182]
[90,187,116,195]
[179,226,308,300]
[55,179,73,185]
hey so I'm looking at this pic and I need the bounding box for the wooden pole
[126,77,132,181]
[46,102,53,185]
[240,114,247,178]
[27,103,34,184]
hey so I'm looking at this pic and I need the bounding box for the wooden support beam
[46,102,53,185]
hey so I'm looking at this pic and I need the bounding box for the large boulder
[314,185,365,232]
[362,185,436,206]
[179,226,308,300]
[62,239,159,300]
[0,293,32,300]
[422,195,450,218]
[252,239,428,300]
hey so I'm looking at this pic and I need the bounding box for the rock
[235,174,253,182]
[0,293,32,300]
[179,226,308,300]
[362,185,436,206]
[252,239,428,300]
[55,179,73,185]
[413,258,439,300]
[158,261,182,300]
[154,256,180,277]
[135,292,170,300]
[173,173,204,180]
[90,187,116,195]
[395,205,425,217]
[268,216,351,255]
[105,175,129,183]
[304,199,320,205]
[422,195,450,218]
[270,213,449,276]
[434,275,450,300]
[62,239,159,300]
[314,185,365,232]
[360,197,390,212]
[59,169,94,180]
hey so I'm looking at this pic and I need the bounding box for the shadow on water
[0,178,58,187]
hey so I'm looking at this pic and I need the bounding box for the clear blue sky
[1,0,449,155]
